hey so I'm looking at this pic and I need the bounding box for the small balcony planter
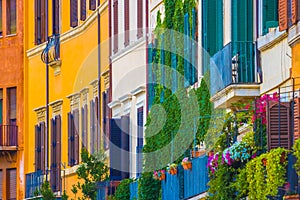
[167,163,178,175]
[283,194,300,200]
[182,157,192,170]
[191,149,206,158]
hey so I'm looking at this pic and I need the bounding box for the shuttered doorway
[7,168,16,200]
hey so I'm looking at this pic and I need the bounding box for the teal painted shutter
[160,34,165,102]
[191,8,197,85]
[263,0,278,35]
[148,43,155,109]
[184,13,190,87]
[171,31,177,93]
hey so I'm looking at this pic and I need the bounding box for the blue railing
[162,156,209,200]
[25,171,43,198]
[210,41,256,96]
[130,181,139,200]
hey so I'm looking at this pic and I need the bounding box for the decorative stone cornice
[67,93,81,111]
[90,79,98,98]
[49,99,63,116]
[108,100,121,109]
[119,94,132,103]
[102,70,110,90]
[33,106,47,123]
[131,86,146,96]
[80,87,89,106]
[257,28,287,51]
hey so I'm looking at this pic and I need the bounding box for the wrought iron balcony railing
[0,125,18,147]
[25,170,43,198]
[41,34,60,64]
[210,41,257,96]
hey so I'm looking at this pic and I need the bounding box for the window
[35,0,46,44]
[50,115,61,192]
[80,0,86,21]
[89,0,96,10]
[113,0,118,53]
[6,0,16,35]
[70,0,78,27]
[136,107,143,177]
[0,89,2,125]
[81,105,88,149]
[0,170,2,200]
[102,91,109,150]
[35,122,45,172]
[0,0,2,36]
[68,110,79,166]
[7,87,16,125]
[262,0,278,35]
[53,0,60,34]
[137,0,143,38]
[90,97,99,154]
[7,168,16,200]
[124,0,129,46]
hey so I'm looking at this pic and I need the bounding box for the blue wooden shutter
[68,112,73,166]
[40,122,46,173]
[171,31,177,93]
[121,116,130,179]
[110,118,122,180]
[191,8,197,85]
[70,0,78,27]
[136,107,143,177]
[50,118,56,191]
[55,115,62,192]
[35,124,41,172]
[53,0,60,34]
[90,100,95,154]
[74,110,79,165]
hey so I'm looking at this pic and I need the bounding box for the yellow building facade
[24,0,109,198]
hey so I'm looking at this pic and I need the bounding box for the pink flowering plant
[207,153,219,174]
[153,169,165,180]
[181,157,191,164]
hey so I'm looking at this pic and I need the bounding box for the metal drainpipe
[98,5,101,151]
[45,0,49,182]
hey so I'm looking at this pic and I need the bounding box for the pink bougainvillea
[207,153,219,174]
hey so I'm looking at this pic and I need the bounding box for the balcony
[41,34,61,75]
[25,171,43,199]
[0,125,18,150]
[210,42,260,109]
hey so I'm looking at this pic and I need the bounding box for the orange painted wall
[0,0,25,199]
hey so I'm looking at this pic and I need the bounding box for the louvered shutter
[267,101,291,150]
[53,0,60,34]
[137,107,143,177]
[50,118,56,191]
[74,110,79,164]
[294,98,300,140]
[124,0,129,46]
[68,112,72,166]
[0,170,2,200]
[84,105,88,148]
[90,100,95,154]
[34,0,39,44]
[291,0,300,24]
[263,0,278,35]
[110,118,122,180]
[70,0,78,27]
[40,122,46,173]
[184,13,190,87]
[121,116,130,179]
[113,0,118,53]
[7,168,16,199]
[102,92,107,148]
[279,0,288,31]
[95,97,99,151]
[41,0,46,42]
[35,124,41,172]
[89,0,96,10]
[80,0,86,21]
[55,115,61,192]
[137,0,143,38]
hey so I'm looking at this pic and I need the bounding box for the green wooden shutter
[160,34,165,103]
[263,0,278,35]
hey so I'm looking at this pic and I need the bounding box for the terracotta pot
[169,168,177,175]
[262,158,267,166]
[159,173,165,181]
[192,150,205,158]
[208,151,214,157]
[182,162,192,170]
[281,152,286,163]
[284,194,300,200]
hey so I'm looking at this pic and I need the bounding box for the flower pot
[208,151,214,157]
[182,162,192,170]
[159,173,165,181]
[284,194,300,200]
[192,150,205,158]
[169,168,177,175]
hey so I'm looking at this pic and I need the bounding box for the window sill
[5,33,17,38]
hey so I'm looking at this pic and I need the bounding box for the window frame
[6,0,17,35]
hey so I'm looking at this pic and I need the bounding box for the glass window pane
[7,87,16,123]
[7,0,16,35]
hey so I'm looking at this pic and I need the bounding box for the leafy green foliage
[138,173,161,200]
[293,138,300,175]
[114,179,133,200]
[40,181,55,200]
[72,148,109,200]
[61,190,69,200]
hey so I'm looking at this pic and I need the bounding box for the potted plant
[182,157,192,170]
[153,170,165,181]
[167,163,178,175]
[191,145,206,158]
